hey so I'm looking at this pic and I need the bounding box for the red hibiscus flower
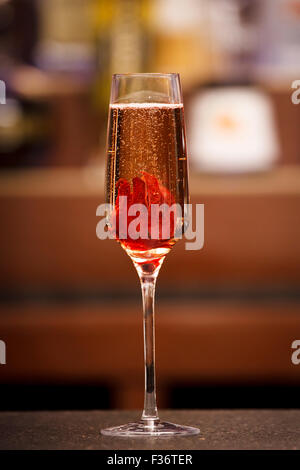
[111,172,176,251]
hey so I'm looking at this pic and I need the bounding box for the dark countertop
[0,409,299,450]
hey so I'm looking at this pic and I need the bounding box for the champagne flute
[101,73,199,437]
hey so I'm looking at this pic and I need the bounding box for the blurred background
[0,0,300,411]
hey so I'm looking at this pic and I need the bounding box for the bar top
[0,409,299,450]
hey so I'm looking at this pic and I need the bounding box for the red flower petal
[141,171,162,205]
[132,177,146,205]
[113,172,177,250]
[159,183,175,205]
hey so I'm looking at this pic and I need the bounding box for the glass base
[101,420,200,437]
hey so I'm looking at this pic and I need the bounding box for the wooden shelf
[0,165,300,198]
[189,165,300,196]
[10,65,91,99]
[0,165,299,290]
[0,300,299,409]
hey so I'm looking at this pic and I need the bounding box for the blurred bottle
[150,0,214,87]
[108,0,150,75]
[256,0,300,82]
[0,0,38,67]
[207,0,260,82]
[149,0,260,87]
[92,0,151,107]
[0,0,14,68]
[0,94,51,168]
[91,0,152,147]
[35,0,96,75]
[0,1,51,168]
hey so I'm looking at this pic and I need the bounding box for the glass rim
[112,73,180,79]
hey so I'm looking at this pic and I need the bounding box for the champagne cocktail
[101,73,199,437]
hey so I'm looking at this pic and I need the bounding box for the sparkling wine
[106,102,188,260]
[101,74,200,437]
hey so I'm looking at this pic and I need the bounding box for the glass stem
[140,272,159,425]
